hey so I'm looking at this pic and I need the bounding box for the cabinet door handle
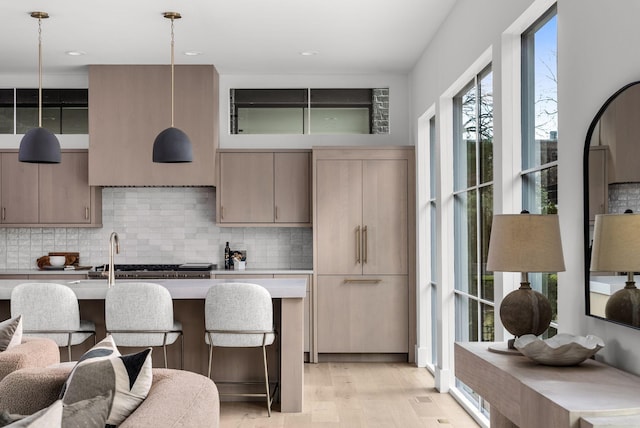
[85,207,89,220]
[275,206,279,220]
[363,225,368,263]
[2,207,5,221]
[344,278,381,284]
[355,226,361,263]
[220,206,224,220]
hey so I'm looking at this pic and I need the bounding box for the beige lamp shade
[487,214,566,273]
[591,213,640,272]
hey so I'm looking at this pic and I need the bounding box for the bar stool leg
[262,343,271,417]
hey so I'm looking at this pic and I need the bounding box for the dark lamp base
[500,283,552,338]
[605,284,640,327]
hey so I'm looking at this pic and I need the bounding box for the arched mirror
[584,81,640,328]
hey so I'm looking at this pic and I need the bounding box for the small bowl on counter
[48,256,67,267]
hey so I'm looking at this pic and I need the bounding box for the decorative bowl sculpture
[514,333,605,366]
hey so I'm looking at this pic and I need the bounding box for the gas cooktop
[87,263,215,279]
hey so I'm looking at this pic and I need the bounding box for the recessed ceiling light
[66,50,86,56]
[300,51,318,56]
[184,51,203,56]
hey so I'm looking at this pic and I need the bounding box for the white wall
[409,0,640,376]
[559,0,640,373]
[219,73,410,148]
[410,0,534,125]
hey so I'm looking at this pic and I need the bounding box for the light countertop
[0,277,307,300]
[590,275,636,296]
[213,269,312,275]
[0,269,89,276]
[0,268,313,276]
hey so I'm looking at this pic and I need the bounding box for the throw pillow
[60,336,153,426]
[77,334,120,363]
[0,410,21,427]
[62,391,112,428]
[4,400,62,428]
[0,392,112,428]
[0,316,22,352]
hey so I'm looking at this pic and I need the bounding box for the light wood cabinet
[1,153,39,224]
[589,145,608,223]
[317,275,408,353]
[274,152,311,224]
[39,152,96,224]
[316,158,408,275]
[598,83,640,184]
[313,147,415,358]
[88,65,218,186]
[0,151,101,227]
[219,152,274,223]
[217,150,311,226]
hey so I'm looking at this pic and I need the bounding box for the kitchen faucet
[107,232,120,287]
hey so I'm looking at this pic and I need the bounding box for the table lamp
[486,212,565,350]
[590,212,640,326]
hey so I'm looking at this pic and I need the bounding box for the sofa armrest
[121,369,220,428]
[0,367,220,427]
[0,366,70,415]
[0,338,60,383]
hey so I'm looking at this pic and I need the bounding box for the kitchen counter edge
[0,278,307,300]
[0,269,313,276]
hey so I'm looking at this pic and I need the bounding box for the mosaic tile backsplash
[609,183,640,214]
[0,187,313,270]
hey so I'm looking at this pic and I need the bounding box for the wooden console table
[455,342,640,427]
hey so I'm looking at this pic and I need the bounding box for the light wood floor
[220,362,481,427]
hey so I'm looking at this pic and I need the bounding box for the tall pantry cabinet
[313,147,415,360]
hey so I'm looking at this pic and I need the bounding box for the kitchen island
[0,278,306,413]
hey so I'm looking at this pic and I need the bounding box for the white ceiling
[1,0,456,77]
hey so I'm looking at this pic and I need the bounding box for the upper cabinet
[217,150,311,226]
[598,83,640,184]
[0,151,101,227]
[1,153,39,224]
[315,152,409,275]
[588,146,608,223]
[88,65,218,186]
[39,152,99,224]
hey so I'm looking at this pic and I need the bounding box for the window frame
[520,4,559,332]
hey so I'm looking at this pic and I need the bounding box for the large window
[0,88,88,135]
[230,88,389,135]
[453,65,494,344]
[521,6,558,334]
[453,66,493,418]
[428,115,438,366]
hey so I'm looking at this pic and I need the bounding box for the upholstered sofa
[0,337,59,382]
[0,366,220,427]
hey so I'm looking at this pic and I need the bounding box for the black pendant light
[19,11,61,164]
[153,12,193,163]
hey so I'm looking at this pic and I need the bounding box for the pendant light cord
[37,16,43,128]
[170,17,175,128]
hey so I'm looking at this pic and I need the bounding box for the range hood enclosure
[88,65,218,186]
